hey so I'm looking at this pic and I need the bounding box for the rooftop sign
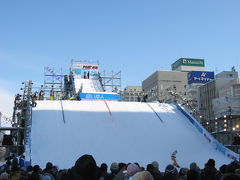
[188,71,214,84]
[172,58,205,70]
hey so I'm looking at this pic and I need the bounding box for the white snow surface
[31,100,232,170]
[74,78,104,93]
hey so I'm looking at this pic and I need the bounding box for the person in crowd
[161,164,179,180]
[52,166,61,180]
[219,164,227,175]
[105,162,119,180]
[151,161,162,180]
[57,169,68,180]
[200,159,221,180]
[61,154,100,180]
[9,157,24,180]
[28,165,41,180]
[221,163,240,180]
[123,163,141,180]
[132,171,154,180]
[99,163,109,180]
[113,163,127,180]
[0,160,11,175]
[178,168,188,180]
[4,154,240,180]
[42,162,55,180]
[26,165,33,179]
[187,162,200,180]
[230,161,240,171]
[19,154,26,171]
[146,164,156,180]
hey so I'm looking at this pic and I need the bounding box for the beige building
[142,71,188,102]
[198,70,239,127]
[198,70,240,152]
[121,86,143,102]
[211,78,240,152]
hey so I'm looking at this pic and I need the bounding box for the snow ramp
[30,101,239,170]
[74,78,104,93]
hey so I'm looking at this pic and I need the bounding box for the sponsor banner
[81,64,98,70]
[204,133,212,143]
[72,63,99,72]
[71,63,99,79]
[213,141,226,155]
[172,58,205,70]
[188,71,214,84]
[176,104,204,134]
[80,93,120,100]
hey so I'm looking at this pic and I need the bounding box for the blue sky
[1,0,240,115]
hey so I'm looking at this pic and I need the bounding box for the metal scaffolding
[0,80,33,159]
[100,70,121,93]
[43,67,66,100]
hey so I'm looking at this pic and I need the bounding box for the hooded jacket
[61,154,100,180]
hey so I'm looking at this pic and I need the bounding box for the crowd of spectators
[0,154,240,180]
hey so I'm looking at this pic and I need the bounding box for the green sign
[172,58,205,70]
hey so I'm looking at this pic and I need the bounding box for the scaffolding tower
[101,70,121,93]
[0,80,33,159]
[44,67,66,100]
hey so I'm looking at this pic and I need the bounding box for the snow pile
[30,101,232,170]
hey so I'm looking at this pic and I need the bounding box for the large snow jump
[29,100,239,170]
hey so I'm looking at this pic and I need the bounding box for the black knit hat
[206,159,215,167]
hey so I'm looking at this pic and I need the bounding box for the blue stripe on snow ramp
[170,102,240,162]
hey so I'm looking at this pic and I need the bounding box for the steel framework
[43,67,66,100]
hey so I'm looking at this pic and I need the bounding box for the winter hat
[110,162,119,172]
[206,159,215,167]
[165,164,178,175]
[151,161,159,169]
[45,162,53,170]
[33,165,40,173]
[73,154,98,177]
[189,162,198,170]
[127,163,141,174]
[132,171,154,180]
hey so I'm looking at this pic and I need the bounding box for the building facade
[198,70,240,153]
[142,71,188,102]
[212,78,240,153]
[121,86,143,102]
[185,71,215,118]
